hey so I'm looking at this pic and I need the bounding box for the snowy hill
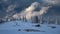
[0,20,60,34]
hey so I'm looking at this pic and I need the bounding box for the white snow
[0,21,60,34]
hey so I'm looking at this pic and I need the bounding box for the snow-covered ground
[0,21,60,34]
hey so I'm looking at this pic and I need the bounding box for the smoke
[13,2,40,19]
[23,2,40,19]
[13,2,51,20]
[6,4,16,12]
[42,0,60,6]
[32,6,51,16]
[21,2,39,15]
[39,6,51,15]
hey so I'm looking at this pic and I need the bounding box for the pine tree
[35,16,39,23]
[32,16,39,23]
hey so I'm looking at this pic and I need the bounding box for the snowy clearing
[0,21,60,34]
